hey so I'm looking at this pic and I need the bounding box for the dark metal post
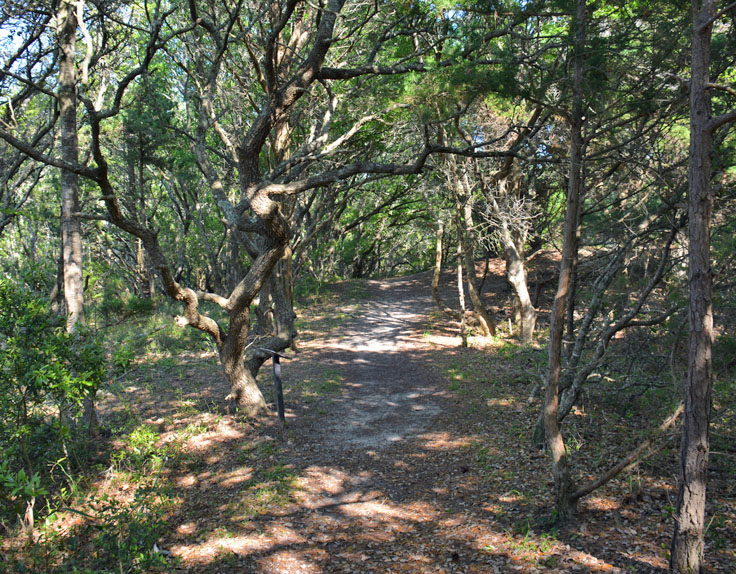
[258,348,290,434]
[272,354,285,427]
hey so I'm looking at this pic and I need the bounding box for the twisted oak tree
[1,0,449,414]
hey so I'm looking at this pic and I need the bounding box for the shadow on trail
[138,343,671,572]
[86,365,670,573]
[81,272,679,573]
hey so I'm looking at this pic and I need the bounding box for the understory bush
[0,281,105,529]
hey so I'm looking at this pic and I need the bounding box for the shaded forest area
[0,0,734,572]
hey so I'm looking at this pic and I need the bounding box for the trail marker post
[258,348,290,434]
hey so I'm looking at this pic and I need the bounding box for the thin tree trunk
[432,219,461,320]
[544,0,586,524]
[50,251,64,312]
[58,0,99,436]
[456,229,468,347]
[461,198,496,337]
[433,221,446,310]
[671,2,716,570]
[564,265,578,360]
[58,0,84,330]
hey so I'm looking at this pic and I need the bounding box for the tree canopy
[0,0,734,571]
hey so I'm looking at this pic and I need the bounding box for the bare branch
[196,290,230,308]
[571,403,684,501]
[0,126,99,179]
[706,82,736,97]
[707,109,736,132]
[254,150,432,198]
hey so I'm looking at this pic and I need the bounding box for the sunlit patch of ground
[257,549,326,573]
[583,496,621,512]
[10,267,733,573]
[184,418,247,451]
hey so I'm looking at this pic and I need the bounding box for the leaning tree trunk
[462,197,496,337]
[499,220,536,343]
[671,1,718,570]
[544,0,587,524]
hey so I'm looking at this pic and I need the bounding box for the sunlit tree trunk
[491,168,536,343]
[461,192,496,337]
[433,221,446,309]
[58,0,84,331]
[58,0,102,435]
[456,223,469,347]
[501,227,536,343]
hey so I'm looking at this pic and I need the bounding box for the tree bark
[456,228,468,347]
[544,0,586,524]
[432,221,446,310]
[460,195,496,337]
[432,219,463,320]
[58,0,84,331]
[58,0,101,435]
[499,218,536,343]
[222,346,268,417]
[246,249,298,376]
[670,1,718,570]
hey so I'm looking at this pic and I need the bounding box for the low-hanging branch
[571,402,685,502]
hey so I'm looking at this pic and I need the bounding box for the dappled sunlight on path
[77,272,698,573]
[148,273,662,573]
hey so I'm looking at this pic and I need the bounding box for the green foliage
[84,490,171,573]
[112,424,166,473]
[112,346,137,373]
[714,333,736,392]
[99,288,156,324]
[0,282,105,525]
[0,460,48,520]
[15,487,174,574]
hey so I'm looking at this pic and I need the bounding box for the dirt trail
[163,271,684,573]
[302,276,443,454]
[245,274,479,573]
[186,273,519,574]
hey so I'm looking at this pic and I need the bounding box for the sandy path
[161,269,686,573]
[301,275,443,454]
[227,274,500,573]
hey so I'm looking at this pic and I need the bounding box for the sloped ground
[11,259,733,573]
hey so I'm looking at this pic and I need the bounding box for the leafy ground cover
[1,260,734,573]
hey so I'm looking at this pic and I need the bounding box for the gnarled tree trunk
[221,323,268,417]
[499,219,536,343]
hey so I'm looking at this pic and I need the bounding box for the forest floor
[9,259,735,573]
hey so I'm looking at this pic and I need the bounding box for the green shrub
[0,282,105,525]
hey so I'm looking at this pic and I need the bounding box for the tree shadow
[23,270,732,573]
